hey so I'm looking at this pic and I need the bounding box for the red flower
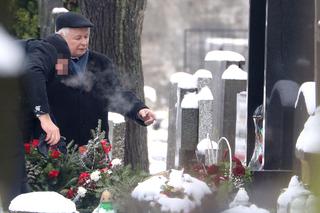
[100,139,112,154]
[24,143,31,154]
[100,167,109,173]
[206,164,219,175]
[213,175,227,186]
[66,188,75,199]
[31,139,39,148]
[78,172,90,185]
[232,164,245,176]
[48,170,60,178]
[50,150,61,159]
[258,154,263,164]
[232,156,242,166]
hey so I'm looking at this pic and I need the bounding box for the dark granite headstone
[179,108,199,167]
[175,82,197,167]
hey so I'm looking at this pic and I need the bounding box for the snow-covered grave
[276,175,319,213]
[221,188,269,213]
[296,106,320,153]
[8,192,78,213]
[131,169,212,212]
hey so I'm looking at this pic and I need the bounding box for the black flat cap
[56,12,93,31]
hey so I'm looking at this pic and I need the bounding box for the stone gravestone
[108,112,126,161]
[234,91,248,164]
[194,69,213,90]
[221,65,247,154]
[197,86,214,144]
[174,74,197,168]
[179,92,199,167]
[166,72,194,169]
[204,50,245,141]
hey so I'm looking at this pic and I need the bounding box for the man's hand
[138,108,156,125]
[38,114,60,145]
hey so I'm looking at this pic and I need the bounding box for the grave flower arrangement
[186,155,252,209]
[25,120,148,212]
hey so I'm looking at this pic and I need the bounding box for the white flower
[111,158,122,168]
[90,170,101,182]
[77,187,87,197]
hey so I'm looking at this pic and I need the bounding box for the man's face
[63,28,90,58]
[56,58,69,75]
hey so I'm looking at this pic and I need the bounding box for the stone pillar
[108,112,126,161]
[198,86,214,143]
[204,60,226,141]
[166,82,178,170]
[38,0,64,38]
[194,69,213,90]
[166,72,196,169]
[175,85,197,167]
[234,91,247,164]
[222,79,246,154]
[179,93,199,168]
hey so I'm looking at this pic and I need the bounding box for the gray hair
[56,27,90,37]
[56,27,70,36]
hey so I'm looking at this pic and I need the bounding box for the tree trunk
[79,0,149,171]
[38,0,64,38]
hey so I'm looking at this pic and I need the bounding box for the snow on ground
[148,110,168,174]
[131,169,211,213]
[9,192,77,213]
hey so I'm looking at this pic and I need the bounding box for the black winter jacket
[21,39,147,146]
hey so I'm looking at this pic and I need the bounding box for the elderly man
[23,12,155,146]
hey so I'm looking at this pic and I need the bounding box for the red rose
[100,140,112,154]
[50,150,61,159]
[48,170,60,178]
[100,139,107,145]
[66,188,75,199]
[232,164,245,176]
[100,167,109,173]
[104,145,111,154]
[206,164,219,175]
[24,143,31,154]
[78,172,90,185]
[31,139,39,148]
[258,154,263,164]
[232,156,242,166]
[213,175,226,186]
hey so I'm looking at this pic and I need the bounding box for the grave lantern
[197,135,233,178]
